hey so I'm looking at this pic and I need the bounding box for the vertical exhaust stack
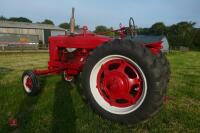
[70,7,75,34]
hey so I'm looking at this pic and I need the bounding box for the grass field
[0,51,199,133]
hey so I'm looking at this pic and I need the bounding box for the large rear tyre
[81,39,167,124]
[157,52,170,83]
[156,52,170,97]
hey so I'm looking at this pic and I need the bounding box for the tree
[41,19,54,25]
[8,17,32,23]
[167,21,196,48]
[94,25,108,33]
[137,21,199,50]
[150,22,166,35]
[59,22,70,29]
[0,16,7,21]
[94,25,115,37]
[138,28,150,35]
[192,29,200,49]
[59,22,79,30]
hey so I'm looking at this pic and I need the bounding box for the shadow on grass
[51,80,76,133]
[74,75,86,101]
[4,76,47,132]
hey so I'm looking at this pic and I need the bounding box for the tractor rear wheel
[157,52,171,89]
[156,51,171,95]
[81,39,167,124]
[22,70,40,96]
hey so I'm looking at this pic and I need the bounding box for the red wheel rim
[63,71,73,82]
[23,75,33,92]
[96,59,143,107]
[25,77,33,89]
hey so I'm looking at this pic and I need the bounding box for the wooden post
[70,7,75,34]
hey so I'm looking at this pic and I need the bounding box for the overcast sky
[1,0,200,30]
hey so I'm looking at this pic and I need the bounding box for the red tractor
[22,8,170,124]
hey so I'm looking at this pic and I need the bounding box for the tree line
[0,16,199,50]
[139,22,200,50]
[94,22,200,50]
[0,16,79,29]
[0,16,53,25]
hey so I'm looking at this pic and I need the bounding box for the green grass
[0,51,199,133]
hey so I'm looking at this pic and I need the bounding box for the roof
[130,35,166,44]
[0,20,65,31]
[126,35,169,52]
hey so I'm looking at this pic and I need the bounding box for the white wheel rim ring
[23,75,32,93]
[89,55,147,115]
[63,72,73,82]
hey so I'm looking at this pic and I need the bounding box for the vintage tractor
[22,8,170,124]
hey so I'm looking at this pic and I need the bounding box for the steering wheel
[129,17,136,37]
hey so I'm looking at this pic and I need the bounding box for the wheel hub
[103,71,128,97]
[97,58,143,107]
[25,77,33,89]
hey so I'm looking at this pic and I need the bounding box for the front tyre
[81,39,166,124]
[22,70,40,96]
[61,71,74,82]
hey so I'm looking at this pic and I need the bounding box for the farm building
[0,21,66,47]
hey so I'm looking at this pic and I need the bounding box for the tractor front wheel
[22,70,40,96]
[81,39,166,124]
[61,71,74,82]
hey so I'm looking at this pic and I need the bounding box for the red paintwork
[96,59,143,107]
[8,119,17,127]
[33,26,162,78]
[145,41,163,55]
[34,28,111,76]
[48,33,111,49]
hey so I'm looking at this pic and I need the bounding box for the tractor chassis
[31,27,162,78]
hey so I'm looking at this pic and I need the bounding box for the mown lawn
[0,51,199,133]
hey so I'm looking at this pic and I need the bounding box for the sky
[1,0,200,30]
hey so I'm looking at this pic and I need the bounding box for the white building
[0,21,66,46]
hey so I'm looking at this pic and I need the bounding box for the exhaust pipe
[70,7,75,34]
